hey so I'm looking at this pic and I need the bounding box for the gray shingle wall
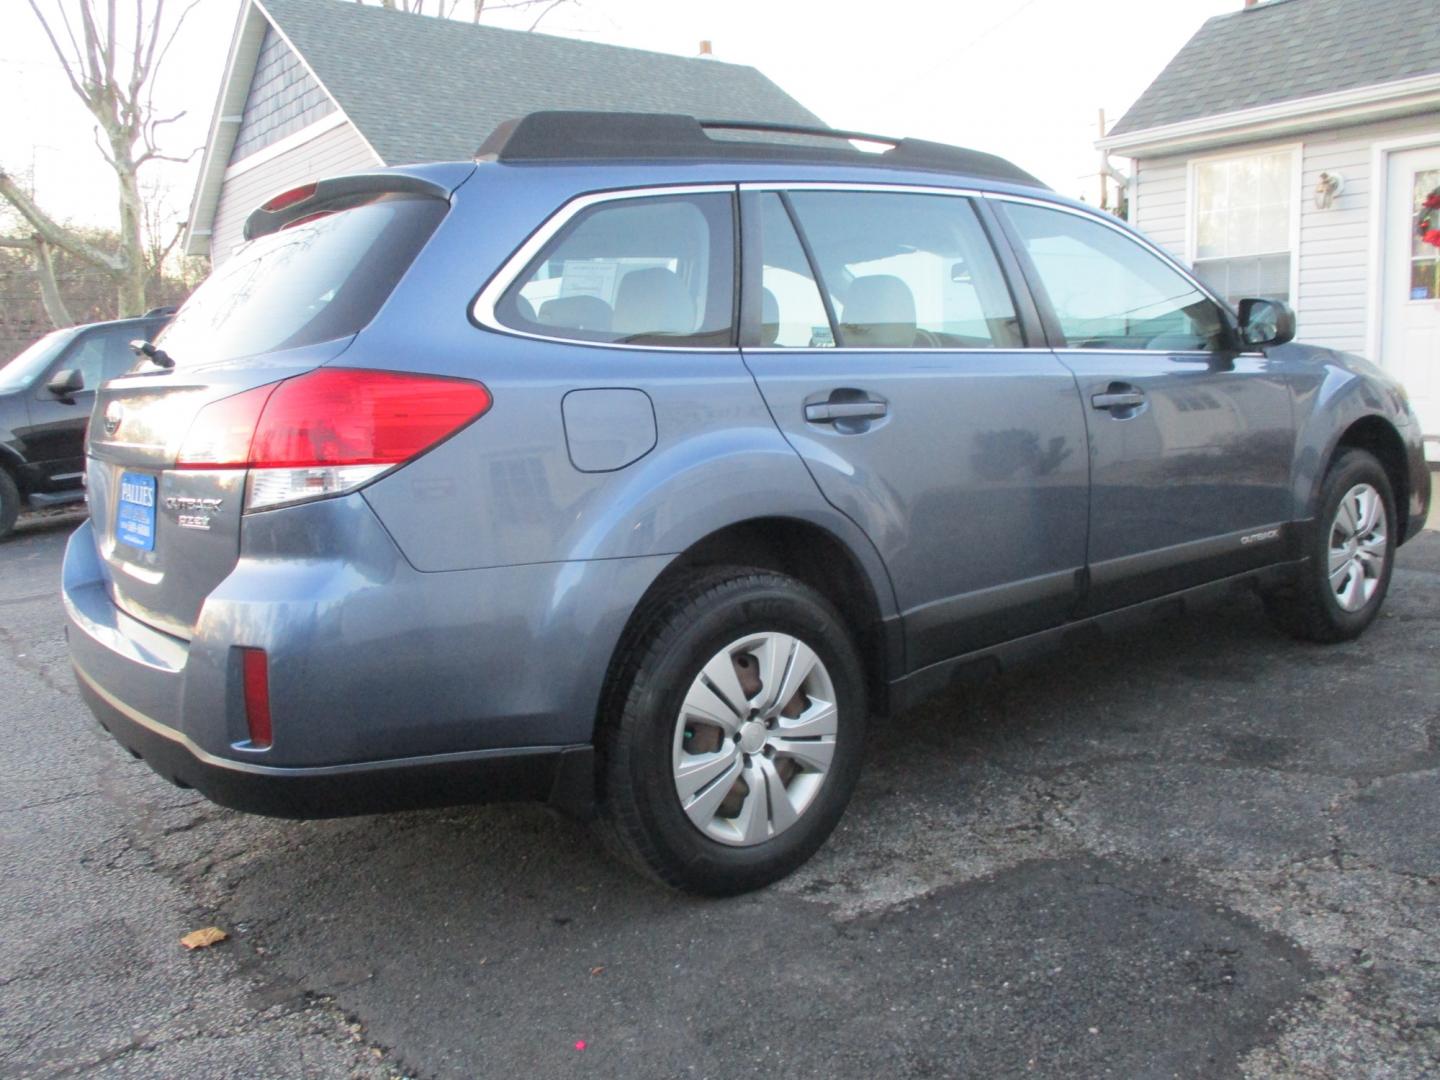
[1110,0,1440,137]
[229,24,336,164]
[256,0,822,166]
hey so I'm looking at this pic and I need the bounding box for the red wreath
[1420,188,1440,249]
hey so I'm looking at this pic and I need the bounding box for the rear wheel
[598,567,866,895]
[0,470,19,541]
[1265,448,1396,642]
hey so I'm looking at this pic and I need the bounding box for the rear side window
[782,191,1023,349]
[157,193,446,365]
[496,192,735,347]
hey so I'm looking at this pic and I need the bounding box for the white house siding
[1131,156,1190,255]
[1130,113,1440,357]
[209,119,381,264]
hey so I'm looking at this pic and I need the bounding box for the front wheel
[1265,448,1396,642]
[598,567,866,896]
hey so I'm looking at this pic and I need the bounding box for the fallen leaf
[180,926,228,950]
[589,966,605,976]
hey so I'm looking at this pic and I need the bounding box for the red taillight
[177,369,491,470]
[173,384,276,468]
[241,648,272,749]
[261,182,317,212]
[250,368,492,468]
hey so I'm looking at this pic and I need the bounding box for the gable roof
[1108,0,1440,138]
[185,0,820,255]
[258,0,822,165]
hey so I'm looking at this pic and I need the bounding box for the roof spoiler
[244,173,453,242]
[474,111,1048,190]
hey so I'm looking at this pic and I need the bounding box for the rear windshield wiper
[129,339,175,369]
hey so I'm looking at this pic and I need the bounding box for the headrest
[539,294,613,332]
[613,267,696,337]
[841,274,916,348]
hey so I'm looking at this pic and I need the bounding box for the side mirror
[1237,298,1296,348]
[46,367,85,403]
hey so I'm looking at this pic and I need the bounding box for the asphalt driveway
[2,507,1437,1078]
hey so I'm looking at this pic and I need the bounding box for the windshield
[0,328,76,393]
[157,192,447,366]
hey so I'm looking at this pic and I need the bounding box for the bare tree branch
[527,0,568,30]
[0,171,125,273]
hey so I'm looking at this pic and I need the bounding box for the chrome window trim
[470,183,740,353]
[738,180,985,197]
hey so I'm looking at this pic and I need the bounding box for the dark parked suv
[0,310,172,538]
[63,113,1430,895]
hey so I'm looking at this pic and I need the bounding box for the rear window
[158,193,446,365]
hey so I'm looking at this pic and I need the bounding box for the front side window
[497,192,735,347]
[779,190,1022,349]
[63,327,143,393]
[1004,202,1230,352]
[1192,149,1294,306]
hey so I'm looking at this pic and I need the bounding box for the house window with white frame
[1191,149,1294,308]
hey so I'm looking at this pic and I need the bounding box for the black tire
[1264,448,1396,643]
[0,469,19,542]
[597,566,867,896]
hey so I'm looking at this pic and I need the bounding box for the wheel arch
[1325,415,1412,540]
[597,516,902,736]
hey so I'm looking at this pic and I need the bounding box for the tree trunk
[32,239,74,327]
[113,148,147,316]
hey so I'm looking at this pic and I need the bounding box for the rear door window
[780,190,1023,349]
[495,192,736,347]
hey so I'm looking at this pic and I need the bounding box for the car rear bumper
[72,662,593,818]
[63,499,668,818]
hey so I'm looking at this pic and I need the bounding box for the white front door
[1381,143,1440,453]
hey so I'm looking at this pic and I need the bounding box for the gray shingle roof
[1109,0,1440,137]
[257,0,822,164]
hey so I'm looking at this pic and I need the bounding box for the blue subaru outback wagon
[64,113,1431,895]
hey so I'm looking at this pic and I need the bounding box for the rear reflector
[176,369,492,510]
[240,648,272,749]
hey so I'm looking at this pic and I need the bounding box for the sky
[0,0,1243,240]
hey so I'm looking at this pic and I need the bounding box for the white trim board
[222,110,358,181]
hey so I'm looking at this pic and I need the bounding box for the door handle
[805,400,888,423]
[1091,391,1145,411]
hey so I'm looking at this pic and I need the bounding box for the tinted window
[1004,203,1229,351]
[157,193,446,366]
[784,191,1022,349]
[497,192,735,347]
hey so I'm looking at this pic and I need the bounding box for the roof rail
[474,112,1047,189]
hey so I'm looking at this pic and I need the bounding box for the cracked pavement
[2,507,1437,1078]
